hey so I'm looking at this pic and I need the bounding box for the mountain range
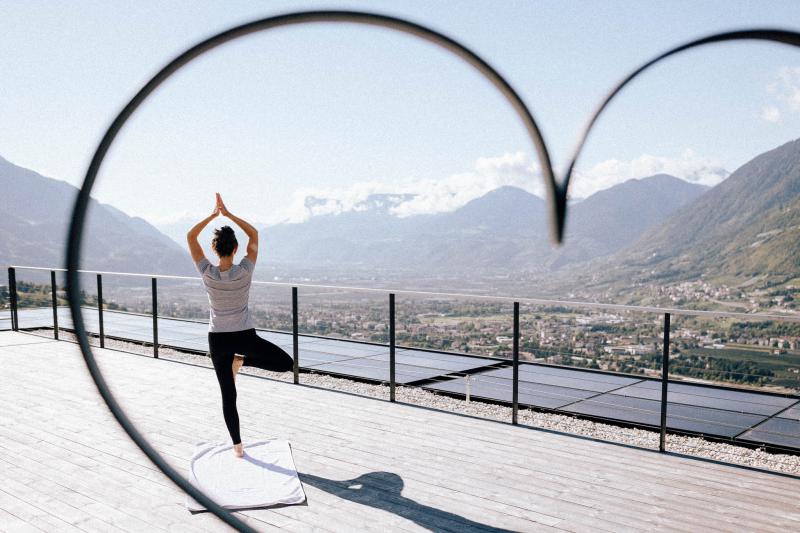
[0,155,193,275]
[258,174,708,274]
[2,136,798,293]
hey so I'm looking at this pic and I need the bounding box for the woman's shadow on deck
[237,453,518,532]
[300,469,517,533]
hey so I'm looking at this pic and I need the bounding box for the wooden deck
[0,330,799,532]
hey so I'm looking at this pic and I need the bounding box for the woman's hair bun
[212,225,238,257]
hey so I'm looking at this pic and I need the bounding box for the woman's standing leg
[239,329,294,372]
[208,333,242,445]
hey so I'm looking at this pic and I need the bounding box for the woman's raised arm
[186,202,220,263]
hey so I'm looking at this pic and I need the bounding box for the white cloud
[267,150,728,225]
[775,67,800,111]
[390,152,542,218]
[758,105,782,124]
[569,150,729,198]
[271,151,544,224]
[277,179,389,223]
[761,66,800,123]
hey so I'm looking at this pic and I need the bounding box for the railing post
[8,267,18,331]
[152,277,158,358]
[97,274,105,348]
[659,312,671,452]
[292,286,299,384]
[512,302,520,425]
[50,270,59,340]
[389,293,396,402]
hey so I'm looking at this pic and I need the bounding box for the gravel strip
[29,328,800,475]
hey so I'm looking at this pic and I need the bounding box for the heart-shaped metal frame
[65,9,800,530]
[65,10,550,530]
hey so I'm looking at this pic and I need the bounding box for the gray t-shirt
[196,256,255,333]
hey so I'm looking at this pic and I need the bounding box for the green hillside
[607,138,800,289]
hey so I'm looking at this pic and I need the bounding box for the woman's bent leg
[209,348,242,445]
[240,329,294,372]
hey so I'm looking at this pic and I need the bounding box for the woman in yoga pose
[187,193,293,457]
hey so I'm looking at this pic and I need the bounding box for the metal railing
[6,264,800,456]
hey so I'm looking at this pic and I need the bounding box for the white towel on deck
[186,439,306,511]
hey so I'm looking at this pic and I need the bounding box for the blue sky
[2,1,800,227]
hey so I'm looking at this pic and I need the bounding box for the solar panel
[394,348,498,364]
[365,350,496,373]
[305,358,448,384]
[298,339,389,357]
[425,374,598,409]
[172,338,208,351]
[298,351,354,366]
[562,393,767,438]
[480,365,642,393]
[737,418,800,449]
[162,319,207,328]
[777,404,800,421]
[159,325,206,335]
[157,331,206,342]
[16,307,53,328]
[515,362,637,383]
[107,330,153,343]
[615,380,797,412]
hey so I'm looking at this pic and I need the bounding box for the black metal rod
[97,274,105,348]
[9,267,18,331]
[152,277,158,358]
[659,312,671,452]
[51,270,59,340]
[389,293,396,402]
[292,286,299,384]
[512,302,520,425]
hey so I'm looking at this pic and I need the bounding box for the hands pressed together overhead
[213,192,230,218]
[189,192,258,264]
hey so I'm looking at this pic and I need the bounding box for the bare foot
[233,443,244,457]
[232,356,244,383]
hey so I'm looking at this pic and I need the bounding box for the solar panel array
[14,306,800,451]
[424,362,799,446]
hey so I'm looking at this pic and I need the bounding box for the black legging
[208,328,293,445]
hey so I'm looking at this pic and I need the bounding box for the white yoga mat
[186,439,306,512]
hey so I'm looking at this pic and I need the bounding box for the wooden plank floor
[1,331,799,532]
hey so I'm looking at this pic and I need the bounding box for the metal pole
[512,302,520,425]
[51,270,59,340]
[389,293,396,402]
[97,274,105,348]
[659,312,671,452]
[9,267,18,331]
[152,277,158,358]
[292,286,299,384]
